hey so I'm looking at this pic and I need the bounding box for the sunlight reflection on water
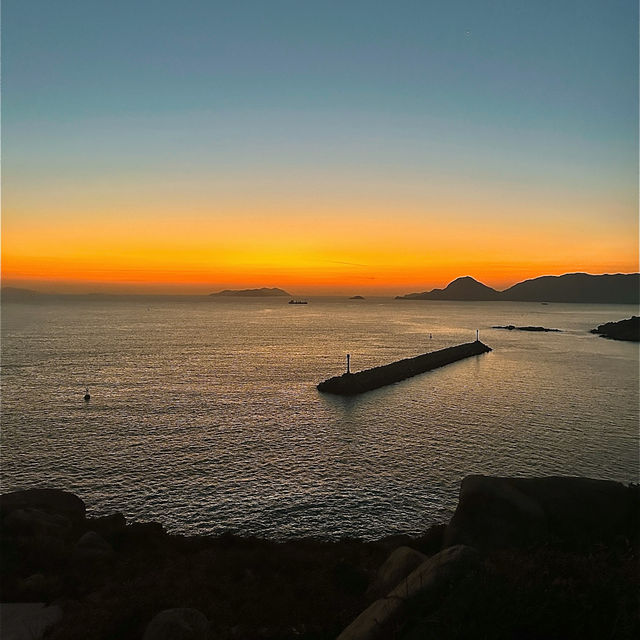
[1,298,638,539]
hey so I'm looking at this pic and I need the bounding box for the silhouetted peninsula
[502,273,640,303]
[590,316,640,342]
[396,273,639,304]
[209,287,292,297]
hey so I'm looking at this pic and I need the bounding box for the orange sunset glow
[2,0,637,296]
[2,196,637,295]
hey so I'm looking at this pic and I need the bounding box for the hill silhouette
[398,276,501,301]
[397,273,639,304]
[501,273,639,303]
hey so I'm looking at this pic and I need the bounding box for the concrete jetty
[317,340,492,396]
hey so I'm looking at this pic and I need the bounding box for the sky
[2,0,638,295]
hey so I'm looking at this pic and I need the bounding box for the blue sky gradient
[3,0,638,292]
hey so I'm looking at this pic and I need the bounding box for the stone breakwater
[317,341,492,396]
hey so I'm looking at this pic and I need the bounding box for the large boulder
[337,545,480,640]
[1,489,86,525]
[444,475,547,549]
[445,475,637,549]
[74,531,113,560]
[86,512,126,539]
[15,573,59,600]
[366,546,427,598]
[3,507,72,538]
[142,608,209,640]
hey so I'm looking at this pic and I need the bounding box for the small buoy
[84,387,91,401]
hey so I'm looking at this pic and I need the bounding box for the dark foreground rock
[0,602,63,640]
[444,475,638,550]
[143,608,209,640]
[1,477,638,639]
[0,489,86,525]
[338,545,480,640]
[366,546,427,598]
[591,316,640,342]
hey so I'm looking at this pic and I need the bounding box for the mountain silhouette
[397,273,639,303]
[397,276,500,301]
[501,273,639,303]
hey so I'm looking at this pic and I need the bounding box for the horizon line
[3,270,639,298]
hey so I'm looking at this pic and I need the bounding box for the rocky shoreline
[1,476,638,639]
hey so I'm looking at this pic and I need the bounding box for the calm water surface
[1,298,638,539]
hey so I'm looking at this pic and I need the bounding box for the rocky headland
[396,273,640,304]
[590,316,640,342]
[1,476,638,639]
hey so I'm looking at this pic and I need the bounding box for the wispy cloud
[327,261,370,268]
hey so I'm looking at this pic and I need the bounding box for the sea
[1,297,638,540]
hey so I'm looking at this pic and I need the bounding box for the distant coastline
[396,273,640,304]
[2,271,639,304]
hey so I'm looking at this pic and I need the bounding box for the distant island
[209,287,292,297]
[349,295,365,300]
[396,273,640,304]
[493,325,561,333]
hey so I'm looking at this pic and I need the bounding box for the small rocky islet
[492,325,561,332]
[1,476,637,639]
